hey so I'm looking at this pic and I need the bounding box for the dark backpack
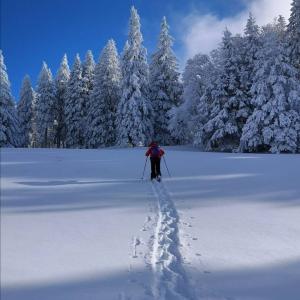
[151,146,160,157]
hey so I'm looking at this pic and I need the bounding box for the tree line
[1,1,299,153]
[171,0,300,153]
[1,7,181,149]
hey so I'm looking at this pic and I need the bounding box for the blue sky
[0,0,290,99]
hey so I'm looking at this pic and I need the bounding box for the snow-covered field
[1,147,300,300]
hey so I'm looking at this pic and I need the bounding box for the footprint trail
[151,180,194,300]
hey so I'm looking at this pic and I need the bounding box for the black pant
[150,157,161,179]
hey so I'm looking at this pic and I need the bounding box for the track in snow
[151,180,194,300]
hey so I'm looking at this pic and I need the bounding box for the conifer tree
[204,30,244,151]
[18,75,35,147]
[55,54,70,148]
[240,21,300,153]
[288,0,300,74]
[169,54,213,146]
[87,40,121,148]
[82,50,95,92]
[190,54,217,148]
[0,50,20,147]
[65,54,86,148]
[35,62,56,148]
[149,17,182,145]
[288,0,300,116]
[239,13,261,124]
[116,7,153,146]
[82,50,95,139]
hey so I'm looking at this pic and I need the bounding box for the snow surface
[1,147,300,300]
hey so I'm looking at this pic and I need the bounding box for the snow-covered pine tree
[288,0,300,74]
[82,50,95,145]
[288,0,300,115]
[55,54,70,148]
[65,54,86,148]
[240,19,300,153]
[86,39,121,148]
[149,16,182,145]
[35,62,56,148]
[0,50,20,147]
[82,50,95,93]
[17,75,35,147]
[238,13,261,126]
[191,53,219,148]
[31,97,38,147]
[169,54,213,146]
[116,7,153,147]
[203,29,244,152]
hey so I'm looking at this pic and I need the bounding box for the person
[145,141,165,180]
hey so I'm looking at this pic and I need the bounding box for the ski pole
[163,156,171,177]
[141,157,148,180]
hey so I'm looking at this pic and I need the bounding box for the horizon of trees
[1,1,299,153]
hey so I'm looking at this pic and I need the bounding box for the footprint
[192,237,198,241]
[132,236,141,258]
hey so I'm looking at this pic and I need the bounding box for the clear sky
[0,0,291,99]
